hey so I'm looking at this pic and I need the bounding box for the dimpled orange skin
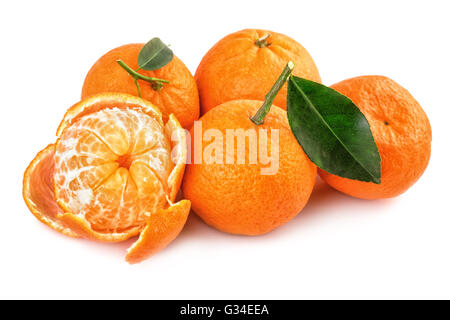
[81,44,199,129]
[195,29,321,114]
[319,76,432,199]
[182,100,317,235]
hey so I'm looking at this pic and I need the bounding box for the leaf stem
[250,61,294,125]
[116,60,169,92]
[134,78,142,97]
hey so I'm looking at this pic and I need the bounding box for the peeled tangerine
[23,93,190,263]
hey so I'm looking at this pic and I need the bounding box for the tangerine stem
[117,60,169,91]
[251,61,294,125]
[255,33,271,48]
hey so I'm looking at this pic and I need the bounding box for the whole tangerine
[195,29,321,114]
[318,76,432,199]
[81,43,199,129]
[182,99,317,235]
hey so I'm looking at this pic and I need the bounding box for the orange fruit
[181,100,317,235]
[81,44,200,129]
[23,93,190,263]
[318,76,432,199]
[195,29,321,114]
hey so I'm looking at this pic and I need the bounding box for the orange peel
[23,93,190,262]
[23,144,78,238]
[126,199,190,264]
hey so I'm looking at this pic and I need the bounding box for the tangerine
[23,93,190,263]
[81,44,199,128]
[182,99,316,235]
[195,29,321,114]
[318,76,432,199]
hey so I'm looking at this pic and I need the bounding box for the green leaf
[137,38,173,71]
[287,76,381,183]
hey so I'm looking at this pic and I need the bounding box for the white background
[1,0,449,299]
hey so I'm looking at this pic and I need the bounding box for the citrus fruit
[23,93,190,263]
[318,76,432,199]
[181,99,317,235]
[195,29,321,114]
[81,44,200,129]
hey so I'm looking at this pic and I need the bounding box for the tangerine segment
[54,107,173,236]
[22,144,78,237]
[57,211,142,242]
[57,93,163,137]
[126,200,191,264]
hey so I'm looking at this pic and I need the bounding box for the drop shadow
[176,177,397,244]
[267,177,396,238]
[41,177,397,262]
[176,209,234,241]
[76,235,138,259]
